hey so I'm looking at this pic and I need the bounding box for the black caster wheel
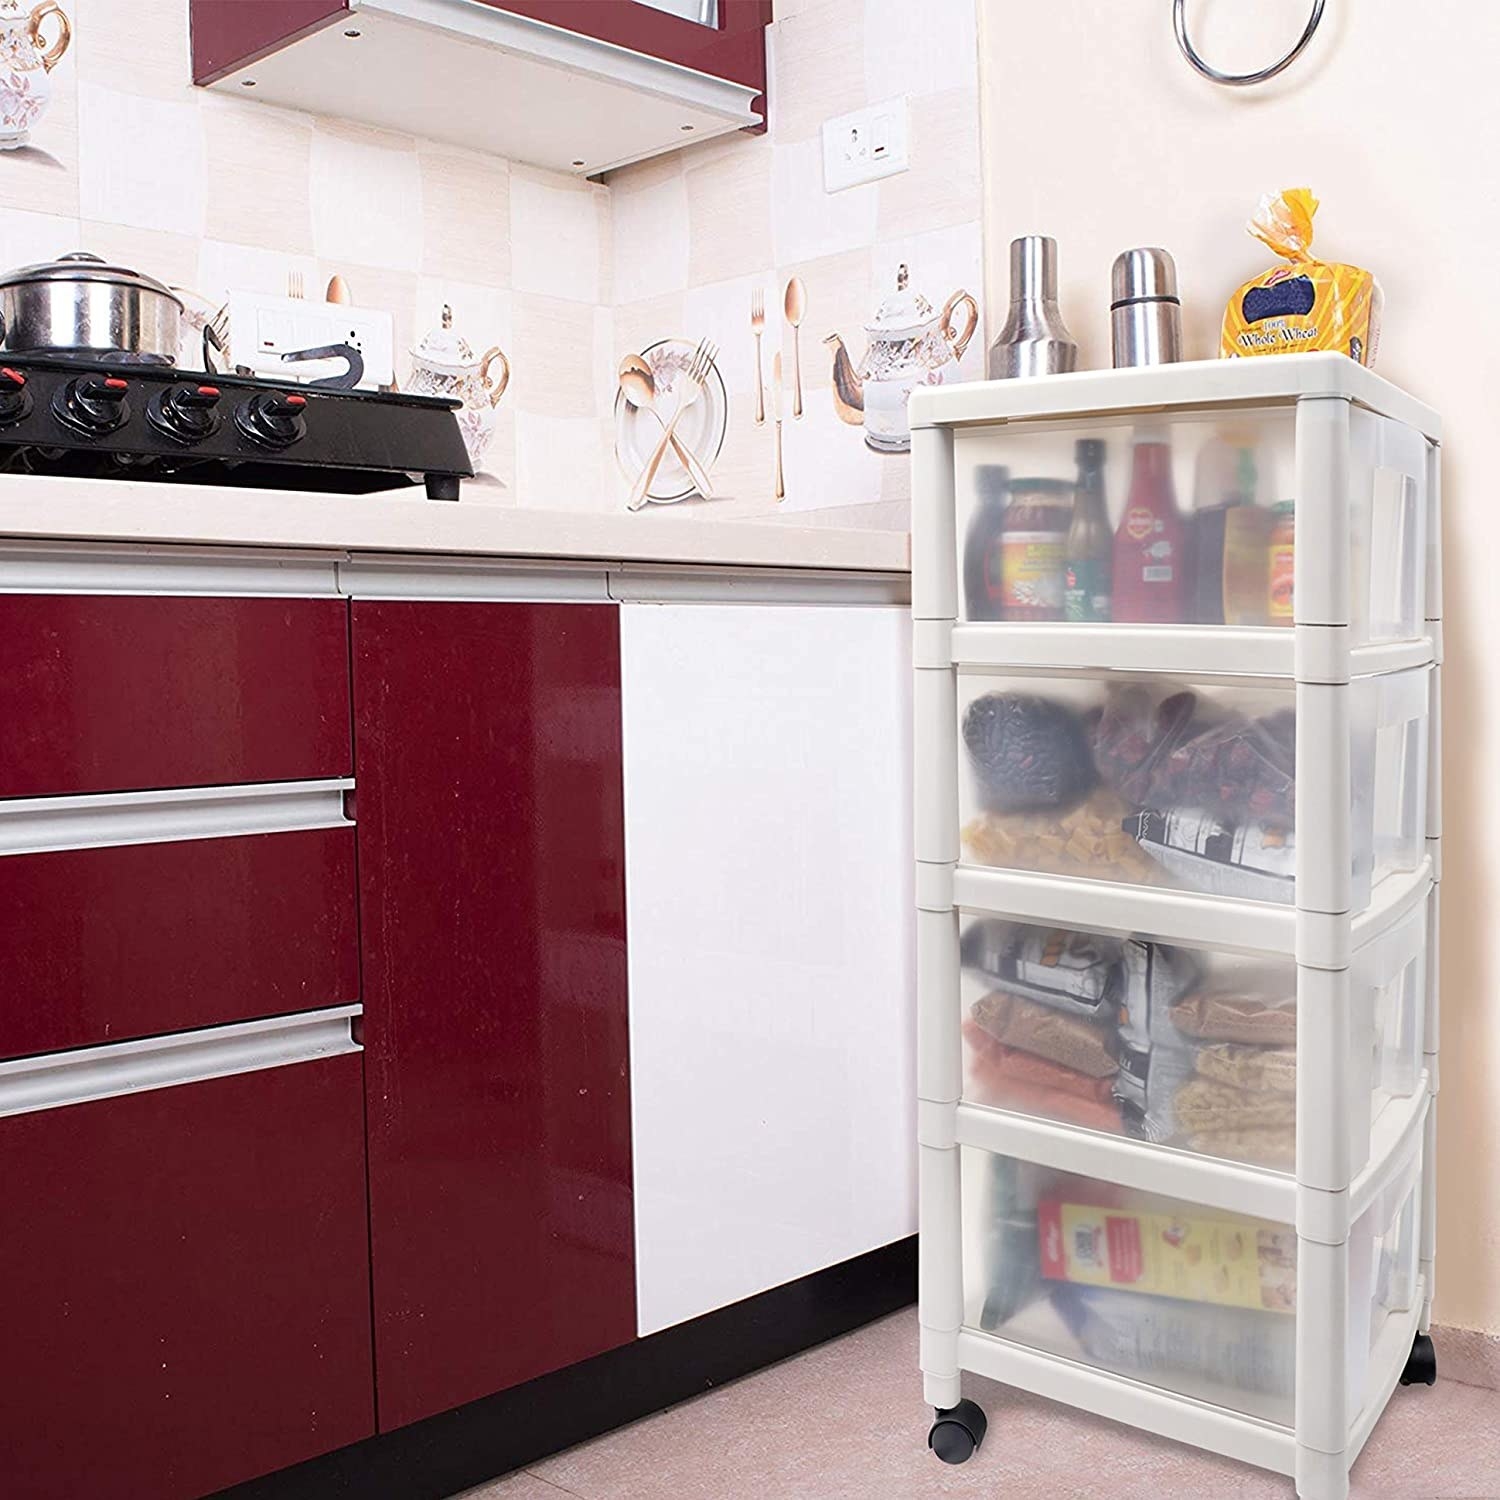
[928,1398,987,1465]
[1400,1331,1437,1387]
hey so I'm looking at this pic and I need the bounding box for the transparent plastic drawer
[959,1138,1423,1429]
[957,666,1429,911]
[958,909,1425,1176]
[951,404,1429,643]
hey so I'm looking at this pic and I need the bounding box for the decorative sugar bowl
[408,304,510,471]
[0,1,71,151]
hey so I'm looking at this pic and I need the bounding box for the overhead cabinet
[190,0,770,177]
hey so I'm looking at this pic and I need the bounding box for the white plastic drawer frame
[909,356,1442,1500]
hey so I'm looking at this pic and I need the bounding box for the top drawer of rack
[911,359,1440,650]
[908,354,1441,440]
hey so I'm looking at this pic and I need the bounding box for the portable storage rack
[909,354,1441,1500]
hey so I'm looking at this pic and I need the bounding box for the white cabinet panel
[622,602,915,1336]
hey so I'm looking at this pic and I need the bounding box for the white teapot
[0,1,70,151]
[407,304,510,471]
[824,263,977,453]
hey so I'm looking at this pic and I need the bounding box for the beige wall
[977,0,1498,1333]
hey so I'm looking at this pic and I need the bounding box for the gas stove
[0,354,473,499]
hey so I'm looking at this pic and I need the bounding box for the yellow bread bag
[1221,188,1381,365]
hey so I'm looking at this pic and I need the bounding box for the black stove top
[0,354,473,499]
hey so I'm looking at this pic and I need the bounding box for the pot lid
[865,263,936,337]
[0,251,183,307]
[411,304,479,373]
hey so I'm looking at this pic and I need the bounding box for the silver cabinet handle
[0,778,353,857]
[0,1006,361,1119]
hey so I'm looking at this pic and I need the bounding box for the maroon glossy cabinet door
[353,601,635,1431]
[0,594,351,798]
[0,1057,375,1500]
[0,828,358,1060]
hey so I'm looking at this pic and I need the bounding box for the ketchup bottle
[1112,427,1187,623]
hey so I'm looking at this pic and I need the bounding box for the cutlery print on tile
[626,337,718,511]
[772,350,785,503]
[750,286,767,427]
[617,353,714,499]
[783,275,806,420]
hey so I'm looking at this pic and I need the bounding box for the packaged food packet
[1221,188,1382,365]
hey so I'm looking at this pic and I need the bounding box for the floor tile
[456,1309,1500,1499]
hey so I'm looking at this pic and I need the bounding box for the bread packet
[1221,188,1381,365]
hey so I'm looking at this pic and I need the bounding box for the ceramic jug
[0,1,70,151]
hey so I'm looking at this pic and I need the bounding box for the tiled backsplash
[608,0,983,523]
[0,0,980,525]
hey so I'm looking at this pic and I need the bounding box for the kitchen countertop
[0,475,912,574]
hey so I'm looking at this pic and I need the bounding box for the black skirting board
[210,1235,917,1500]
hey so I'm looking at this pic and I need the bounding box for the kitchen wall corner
[0,0,983,527]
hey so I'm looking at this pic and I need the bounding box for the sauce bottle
[962,464,1010,620]
[1112,427,1186,623]
[1064,438,1112,622]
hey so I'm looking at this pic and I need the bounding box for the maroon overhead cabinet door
[353,601,635,1431]
[0,594,351,798]
[0,1054,375,1500]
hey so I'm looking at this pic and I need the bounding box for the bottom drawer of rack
[958,1143,1423,1430]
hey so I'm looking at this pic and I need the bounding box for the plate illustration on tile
[613,337,727,504]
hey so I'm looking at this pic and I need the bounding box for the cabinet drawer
[959,1136,1423,1431]
[0,1019,374,1500]
[0,820,357,1060]
[958,665,1429,913]
[0,595,351,798]
[958,898,1426,1181]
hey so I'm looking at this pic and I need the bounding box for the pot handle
[480,346,510,407]
[941,290,978,360]
[29,2,71,71]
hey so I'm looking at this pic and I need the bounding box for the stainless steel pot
[0,251,183,364]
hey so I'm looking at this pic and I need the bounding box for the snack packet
[1221,188,1382,365]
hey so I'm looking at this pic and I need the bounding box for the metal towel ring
[1174,0,1326,86]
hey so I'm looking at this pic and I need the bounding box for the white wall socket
[226,291,396,390]
[821,98,910,193]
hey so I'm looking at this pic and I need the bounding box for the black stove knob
[234,389,308,450]
[53,375,131,436]
[0,366,32,426]
[147,382,223,444]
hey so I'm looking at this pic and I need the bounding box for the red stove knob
[234,389,309,450]
[53,374,131,436]
[147,382,223,444]
[0,366,31,425]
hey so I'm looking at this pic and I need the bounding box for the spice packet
[1221,188,1382,366]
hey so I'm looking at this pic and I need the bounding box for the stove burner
[0,353,471,499]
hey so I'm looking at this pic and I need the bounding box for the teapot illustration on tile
[0,1,71,151]
[408,304,510,471]
[824,262,978,453]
